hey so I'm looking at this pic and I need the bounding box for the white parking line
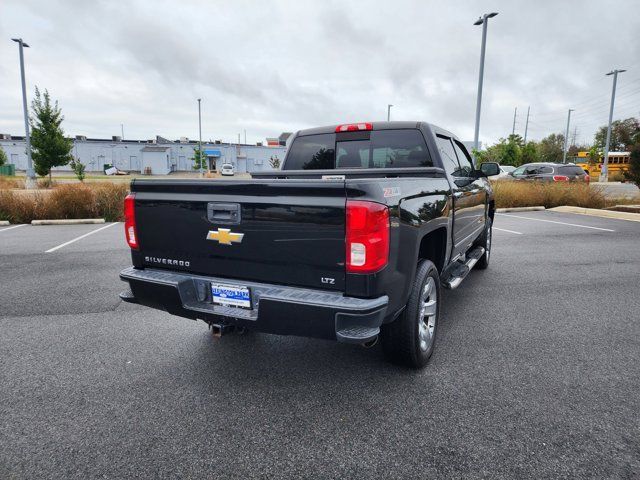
[493,227,523,235]
[45,222,120,253]
[0,224,27,233]
[496,213,615,232]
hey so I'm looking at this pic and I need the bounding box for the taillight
[124,193,139,250]
[553,175,569,182]
[335,122,373,132]
[584,175,590,183]
[346,200,389,273]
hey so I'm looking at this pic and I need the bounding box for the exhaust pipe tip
[362,336,378,348]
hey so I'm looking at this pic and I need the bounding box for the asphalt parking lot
[1,211,639,479]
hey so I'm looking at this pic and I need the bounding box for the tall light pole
[121,123,125,140]
[387,104,393,121]
[12,38,36,189]
[601,69,626,182]
[473,12,498,152]
[197,98,203,176]
[562,109,574,164]
[511,106,517,136]
[523,106,530,143]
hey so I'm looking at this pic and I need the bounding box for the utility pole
[562,109,574,164]
[244,129,246,144]
[523,106,530,143]
[11,38,36,189]
[387,104,393,121]
[197,98,203,176]
[238,133,241,144]
[571,126,578,147]
[511,107,517,136]
[601,69,626,182]
[473,12,498,151]
[121,124,125,140]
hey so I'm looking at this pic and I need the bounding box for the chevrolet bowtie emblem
[206,228,244,245]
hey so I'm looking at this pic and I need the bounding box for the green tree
[474,139,507,164]
[69,157,86,182]
[594,117,640,150]
[269,155,281,169]
[0,147,7,167]
[30,87,73,182]
[521,141,538,164]
[538,133,565,163]
[507,134,524,148]
[474,136,523,166]
[192,147,207,170]
[587,145,601,165]
[623,144,640,188]
[501,140,521,166]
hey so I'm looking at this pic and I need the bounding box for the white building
[0,134,288,174]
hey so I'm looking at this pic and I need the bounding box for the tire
[381,260,440,368]
[475,217,492,270]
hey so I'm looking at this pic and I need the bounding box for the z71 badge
[383,186,401,198]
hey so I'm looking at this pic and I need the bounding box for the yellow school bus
[574,151,630,178]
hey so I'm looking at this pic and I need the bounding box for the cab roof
[295,121,457,140]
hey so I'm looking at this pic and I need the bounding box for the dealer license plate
[211,283,251,309]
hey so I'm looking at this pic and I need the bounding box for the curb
[605,205,640,214]
[0,221,9,226]
[31,219,106,225]
[548,206,640,222]
[496,206,546,213]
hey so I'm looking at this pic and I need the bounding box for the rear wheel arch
[417,227,447,274]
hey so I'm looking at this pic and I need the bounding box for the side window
[435,135,461,176]
[512,165,526,176]
[284,134,335,170]
[539,166,553,174]
[453,140,474,177]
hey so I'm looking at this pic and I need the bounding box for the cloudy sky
[1,0,639,147]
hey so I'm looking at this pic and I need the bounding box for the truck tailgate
[131,179,346,291]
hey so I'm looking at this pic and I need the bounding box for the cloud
[1,0,638,146]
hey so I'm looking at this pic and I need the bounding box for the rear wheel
[381,260,440,368]
[475,217,492,270]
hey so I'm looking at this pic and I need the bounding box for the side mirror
[479,162,500,177]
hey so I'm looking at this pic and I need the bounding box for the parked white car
[220,164,235,176]
[488,164,515,180]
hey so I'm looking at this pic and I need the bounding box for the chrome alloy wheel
[418,277,437,352]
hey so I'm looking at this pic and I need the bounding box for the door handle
[207,202,241,224]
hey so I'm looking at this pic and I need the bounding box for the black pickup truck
[119,121,499,367]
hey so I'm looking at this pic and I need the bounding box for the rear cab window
[283,129,433,170]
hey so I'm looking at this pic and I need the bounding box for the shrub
[624,145,640,188]
[42,184,96,219]
[37,178,57,189]
[0,147,7,167]
[93,183,128,221]
[0,182,128,223]
[0,176,25,190]
[491,181,605,209]
[609,171,627,182]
